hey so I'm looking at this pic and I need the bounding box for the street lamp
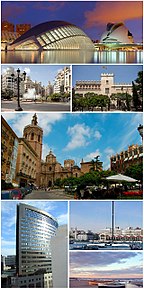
[137,124,143,140]
[11,68,26,111]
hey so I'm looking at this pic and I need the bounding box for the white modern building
[100,22,134,44]
[54,66,71,94]
[75,73,132,97]
[51,225,68,288]
[1,67,25,96]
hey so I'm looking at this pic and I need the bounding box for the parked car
[11,188,23,200]
[1,190,13,199]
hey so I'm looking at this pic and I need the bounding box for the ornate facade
[110,144,143,173]
[2,114,103,187]
[74,73,132,97]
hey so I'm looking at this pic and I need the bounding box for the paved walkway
[24,189,74,199]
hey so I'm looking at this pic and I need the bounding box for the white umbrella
[106,174,138,182]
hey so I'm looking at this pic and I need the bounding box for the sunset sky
[70,252,143,279]
[2,1,143,42]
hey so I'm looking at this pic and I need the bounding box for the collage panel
[69,251,143,288]
[1,200,68,288]
[1,64,71,112]
[1,112,143,200]
[1,1,143,64]
[72,65,143,112]
[69,201,143,250]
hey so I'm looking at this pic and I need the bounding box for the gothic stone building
[22,114,102,187]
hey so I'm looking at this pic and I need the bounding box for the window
[106,80,109,84]
[31,133,34,140]
[105,88,109,94]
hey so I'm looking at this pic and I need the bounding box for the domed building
[100,22,134,44]
[10,20,94,51]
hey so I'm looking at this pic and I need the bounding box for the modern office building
[110,144,143,173]
[9,20,94,50]
[74,73,132,97]
[16,203,58,286]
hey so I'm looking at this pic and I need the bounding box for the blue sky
[70,252,143,278]
[1,200,68,256]
[72,65,142,86]
[2,65,68,86]
[70,201,143,231]
[2,112,143,169]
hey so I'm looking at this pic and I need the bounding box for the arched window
[49,166,52,171]
[31,133,34,140]
[38,135,41,142]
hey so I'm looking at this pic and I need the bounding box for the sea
[1,50,143,64]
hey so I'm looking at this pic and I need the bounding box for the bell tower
[23,114,43,160]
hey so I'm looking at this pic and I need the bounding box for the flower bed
[123,191,143,196]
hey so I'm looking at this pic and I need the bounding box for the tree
[132,71,143,111]
[90,155,102,172]
[124,163,143,182]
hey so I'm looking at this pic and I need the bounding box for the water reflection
[1,50,143,64]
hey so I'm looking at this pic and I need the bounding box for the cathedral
[22,114,102,187]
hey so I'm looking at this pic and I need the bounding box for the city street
[24,189,74,199]
[1,100,70,112]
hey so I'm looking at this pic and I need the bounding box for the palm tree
[90,155,102,172]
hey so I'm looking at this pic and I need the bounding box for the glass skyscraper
[16,203,58,277]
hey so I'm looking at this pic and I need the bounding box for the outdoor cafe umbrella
[106,174,138,182]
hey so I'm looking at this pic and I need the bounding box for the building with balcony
[2,67,25,97]
[74,73,132,98]
[9,20,94,51]
[110,144,143,173]
[99,226,143,242]
[54,66,71,94]
[2,116,19,186]
[15,138,38,187]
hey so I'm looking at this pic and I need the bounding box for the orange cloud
[85,1,143,28]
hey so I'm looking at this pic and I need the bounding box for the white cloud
[94,130,102,140]
[57,213,68,225]
[24,67,31,75]
[64,123,91,151]
[104,147,115,156]
[84,149,101,162]
[2,113,64,137]
[42,143,51,160]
